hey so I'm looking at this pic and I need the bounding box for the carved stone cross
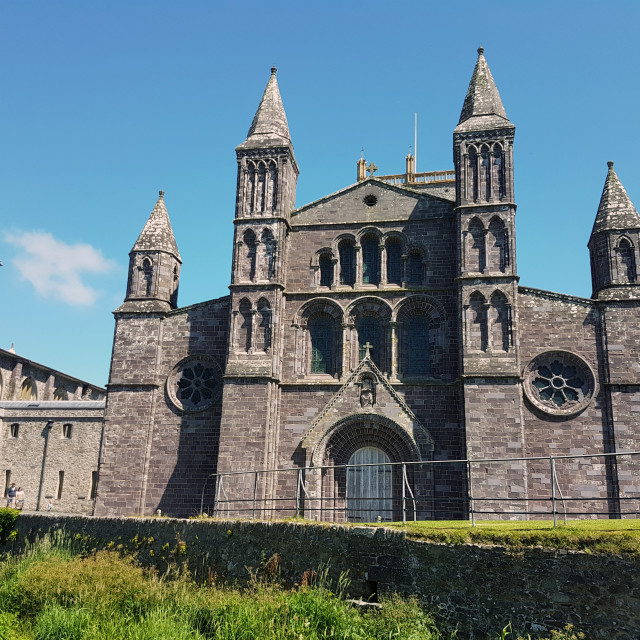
[363,342,373,358]
[366,162,378,177]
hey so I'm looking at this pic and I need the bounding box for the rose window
[167,356,222,412]
[524,351,596,416]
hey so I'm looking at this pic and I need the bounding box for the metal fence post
[550,456,557,528]
[467,460,476,527]
[402,463,407,525]
[252,471,258,520]
[296,468,302,518]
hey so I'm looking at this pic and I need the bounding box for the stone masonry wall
[10,514,639,639]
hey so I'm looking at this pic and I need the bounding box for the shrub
[0,508,18,546]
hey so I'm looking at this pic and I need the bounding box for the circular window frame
[363,194,378,207]
[523,350,597,417]
[166,355,223,413]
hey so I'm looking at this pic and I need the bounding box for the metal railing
[199,451,640,525]
[377,170,456,185]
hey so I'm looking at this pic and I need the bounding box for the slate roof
[455,47,513,132]
[591,162,640,235]
[237,67,293,151]
[131,191,181,260]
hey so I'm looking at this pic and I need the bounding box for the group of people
[4,483,25,510]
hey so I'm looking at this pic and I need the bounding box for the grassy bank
[0,532,583,640]
[361,519,640,555]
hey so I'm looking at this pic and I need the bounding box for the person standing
[5,483,17,508]
[15,487,24,510]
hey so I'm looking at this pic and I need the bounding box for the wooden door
[347,447,392,522]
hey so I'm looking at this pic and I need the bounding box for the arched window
[407,250,423,286]
[257,163,267,213]
[468,292,488,351]
[488,217,508,273]
[247,162,256,213]
[268,161,278,212]
[468,218,485,272]
[319,254,333,287]
[357,315,383,368]
[309,314,335,374]
[493,144,505,199]
[361,235,380,285]
[256,299,271,352]
[405,315,430,375]
[142,258,153,296]
[238,299,252,352]
[261,229,275,280]
[242,230,257,281]
[19,377,37,401]
[490,291,510,352]
[386,239,403,285]
[339,240,356,286]
[468,146,478,201]
[481,145,491,200]
[53,388,68,401]
[618,238,637,283]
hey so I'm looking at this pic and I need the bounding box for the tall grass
[0,533,583,640]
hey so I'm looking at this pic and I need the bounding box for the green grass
[0,534,583,640]
[357,518,640,554]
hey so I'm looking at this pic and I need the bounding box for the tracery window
[386,239,403,285]
[167,356,223,412]
[339,240,356,286]
[319,254,333,287]
[361,235,380,285]
[309,315,335,375]
[524,351,596,416]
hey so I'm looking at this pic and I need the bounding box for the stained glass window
[310,316,333,374]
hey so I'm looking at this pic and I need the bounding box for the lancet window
[361,235,380,285]
[319,253,333,287]
[489,291,510,352]
[617,238,637,283]
[309,314,335,375]
[468,292,488,351]
[467,218,486,272]
[487,217,508,273]
[339,240,356,286]
[238,299,252,352]
[142,258,153,296]
[386,238,403,285]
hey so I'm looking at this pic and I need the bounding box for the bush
[0,508,18,546]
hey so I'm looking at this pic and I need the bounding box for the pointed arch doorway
[346,446,392,522]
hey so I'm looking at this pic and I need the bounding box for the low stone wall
[9,514,640,639]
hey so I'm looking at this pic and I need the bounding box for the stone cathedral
[79,48,639,519]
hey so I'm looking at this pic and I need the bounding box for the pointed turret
[237,67,293,152]
[121,191,182,311]
[456,47,512,133]
[589,162,640,299]
[591,162,640,235]
[132,191,181,260]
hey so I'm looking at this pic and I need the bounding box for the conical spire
[237,67,292,150]
[132,191,181,260]
[592,162,640,235]
[457,47,510,129]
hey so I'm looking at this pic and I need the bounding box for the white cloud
[5,230,117,307]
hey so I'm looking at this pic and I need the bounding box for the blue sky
[1,0,639,386]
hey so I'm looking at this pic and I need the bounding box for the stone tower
[589,162,640,300]
[95,193,182,515]
[454,48,525,514]
[215,68,298,503]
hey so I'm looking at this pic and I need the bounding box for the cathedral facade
[92,49,640,520]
